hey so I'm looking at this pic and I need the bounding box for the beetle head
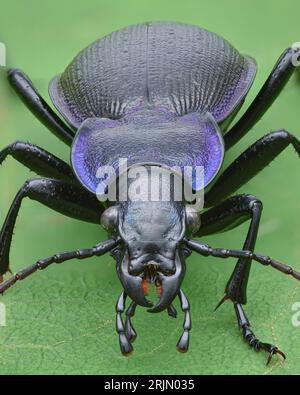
[101,200,200,312]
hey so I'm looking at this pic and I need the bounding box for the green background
[0,0,300,375]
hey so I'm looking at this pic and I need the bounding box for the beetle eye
[185,206,201,235]
[100,206,119,232]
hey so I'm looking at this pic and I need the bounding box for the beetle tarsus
[234,302,286,364]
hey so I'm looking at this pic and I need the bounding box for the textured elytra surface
[49,21,256,128]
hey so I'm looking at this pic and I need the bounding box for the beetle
[0,21,299,363]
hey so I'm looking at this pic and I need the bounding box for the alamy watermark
[0,42,6,67]
[0,302,6,326]
[291,42,300,67]
[291,302,300,327]
[95,159,205,210]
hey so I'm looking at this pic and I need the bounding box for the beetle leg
[224,46,299,149]
[234,303,286,365]
[8,69,74,145]
[116,292,133,356]
[0,140,75,181]
[205,130,300,207]
[204,130,300,302]
[198,194,263,305]
[176,289,191,353]
[0,177,104,276]
[203,130,300,303]
[186,238,300,363]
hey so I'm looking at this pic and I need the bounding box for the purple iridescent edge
[71,109,224,195]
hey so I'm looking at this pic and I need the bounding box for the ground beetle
[1,22,300,363]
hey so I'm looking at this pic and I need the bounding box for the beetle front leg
[0,177,103,276]
[199,194,263,305]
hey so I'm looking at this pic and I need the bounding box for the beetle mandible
[1,22,300,363]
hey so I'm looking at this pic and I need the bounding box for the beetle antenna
[186,239,300,282]
[0,238,120,295]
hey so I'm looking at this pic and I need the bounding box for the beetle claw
[262,343,286,365]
